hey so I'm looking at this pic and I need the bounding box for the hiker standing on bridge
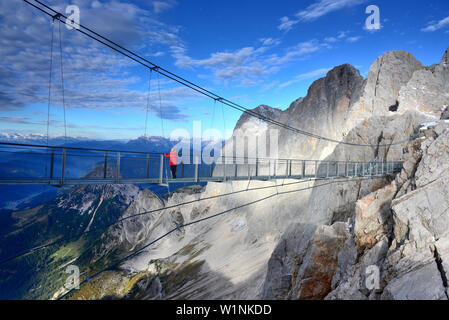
[164,147,178,179]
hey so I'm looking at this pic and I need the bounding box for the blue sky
[0,0,448,140]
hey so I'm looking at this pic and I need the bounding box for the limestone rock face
[261,222,350,300]
[227,64,364,161]
[65,47,449,301]
[234,105,281,132]
[239,47,449,300]
[442,48,449,67]
[347,51,423,125]
[291,223,350,300]
[397,67,449,119]
[354,182,396,252]
[414,128,449,187]
[397,49,449,119]
[260,223,318,299]
[382,174,449,300]
[381,262,447,300]
[324,125,449,300]
[441,106,449,120]
[277,64,364,159]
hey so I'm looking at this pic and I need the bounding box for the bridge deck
[0,142,403,186]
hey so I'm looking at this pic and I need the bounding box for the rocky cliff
[260,48,449,300]
[56,46,449,300]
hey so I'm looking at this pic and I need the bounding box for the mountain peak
[234,104,281,131]
[441,47,449,66]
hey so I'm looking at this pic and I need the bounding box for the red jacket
[164,150,178,165]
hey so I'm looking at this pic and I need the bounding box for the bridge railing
[212,158,403,181]
[0,142,403,185]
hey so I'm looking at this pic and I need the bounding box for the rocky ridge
[60,46,449,300]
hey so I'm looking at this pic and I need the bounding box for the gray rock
[347,50,424,127]
[381,263,447,300]
[441,106,449,120]
[260,223,317,299]
[398,66,449,119]
[261,222,350,300]
[415,130,449,187]
[354,182,396,252]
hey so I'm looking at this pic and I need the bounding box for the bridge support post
[302,160,306,179]
[210,161,214,177]
[289,160,292,177]
[234,160,237,178]
[61,148,66,186]
[255,158,258,177]
[50,148,55,180]
[159,154,163,184]
[354,162,358,177]
[104,151,108,179]
[285,160,289,178]
[146,153,150,179]
[326,161,329,178]
[223,157,226,182]
[195,156,199,183]
[268,160,271,180]
[315,161,318,179]
[116,152,120,184]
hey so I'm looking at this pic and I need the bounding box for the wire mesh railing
[0,142,403,186]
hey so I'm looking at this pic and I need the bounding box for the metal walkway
[0,142,403,186]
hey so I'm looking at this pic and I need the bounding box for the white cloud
[261,80,280,91]
[259,37,281,46]
[296,0,366,21]
[337,30,349,38]
[346,36,362,42]
[278,67,331,89]
[152,1,176,14]
[422,15,449,32]
[0,0,191,121]
[278,16,299,32]
[324,36,338,43]
[266,40,321,65]
[172,39,324,87]
[278,0,367,32]
[152,51,165,57]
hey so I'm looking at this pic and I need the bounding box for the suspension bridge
[4,0,407,190]
[0,1,409,300]
[0,141,403,187]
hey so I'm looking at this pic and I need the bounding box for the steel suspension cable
[0,174,355,266]
[46,19,54,147]
[57,175,385,300]
[58,22,67,143]
[22,0,410,148]
[144,70,153,138]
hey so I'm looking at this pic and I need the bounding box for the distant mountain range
[0,133,218,153]
[0,134,222,210]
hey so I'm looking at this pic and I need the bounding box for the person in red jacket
[164,147,178,178]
